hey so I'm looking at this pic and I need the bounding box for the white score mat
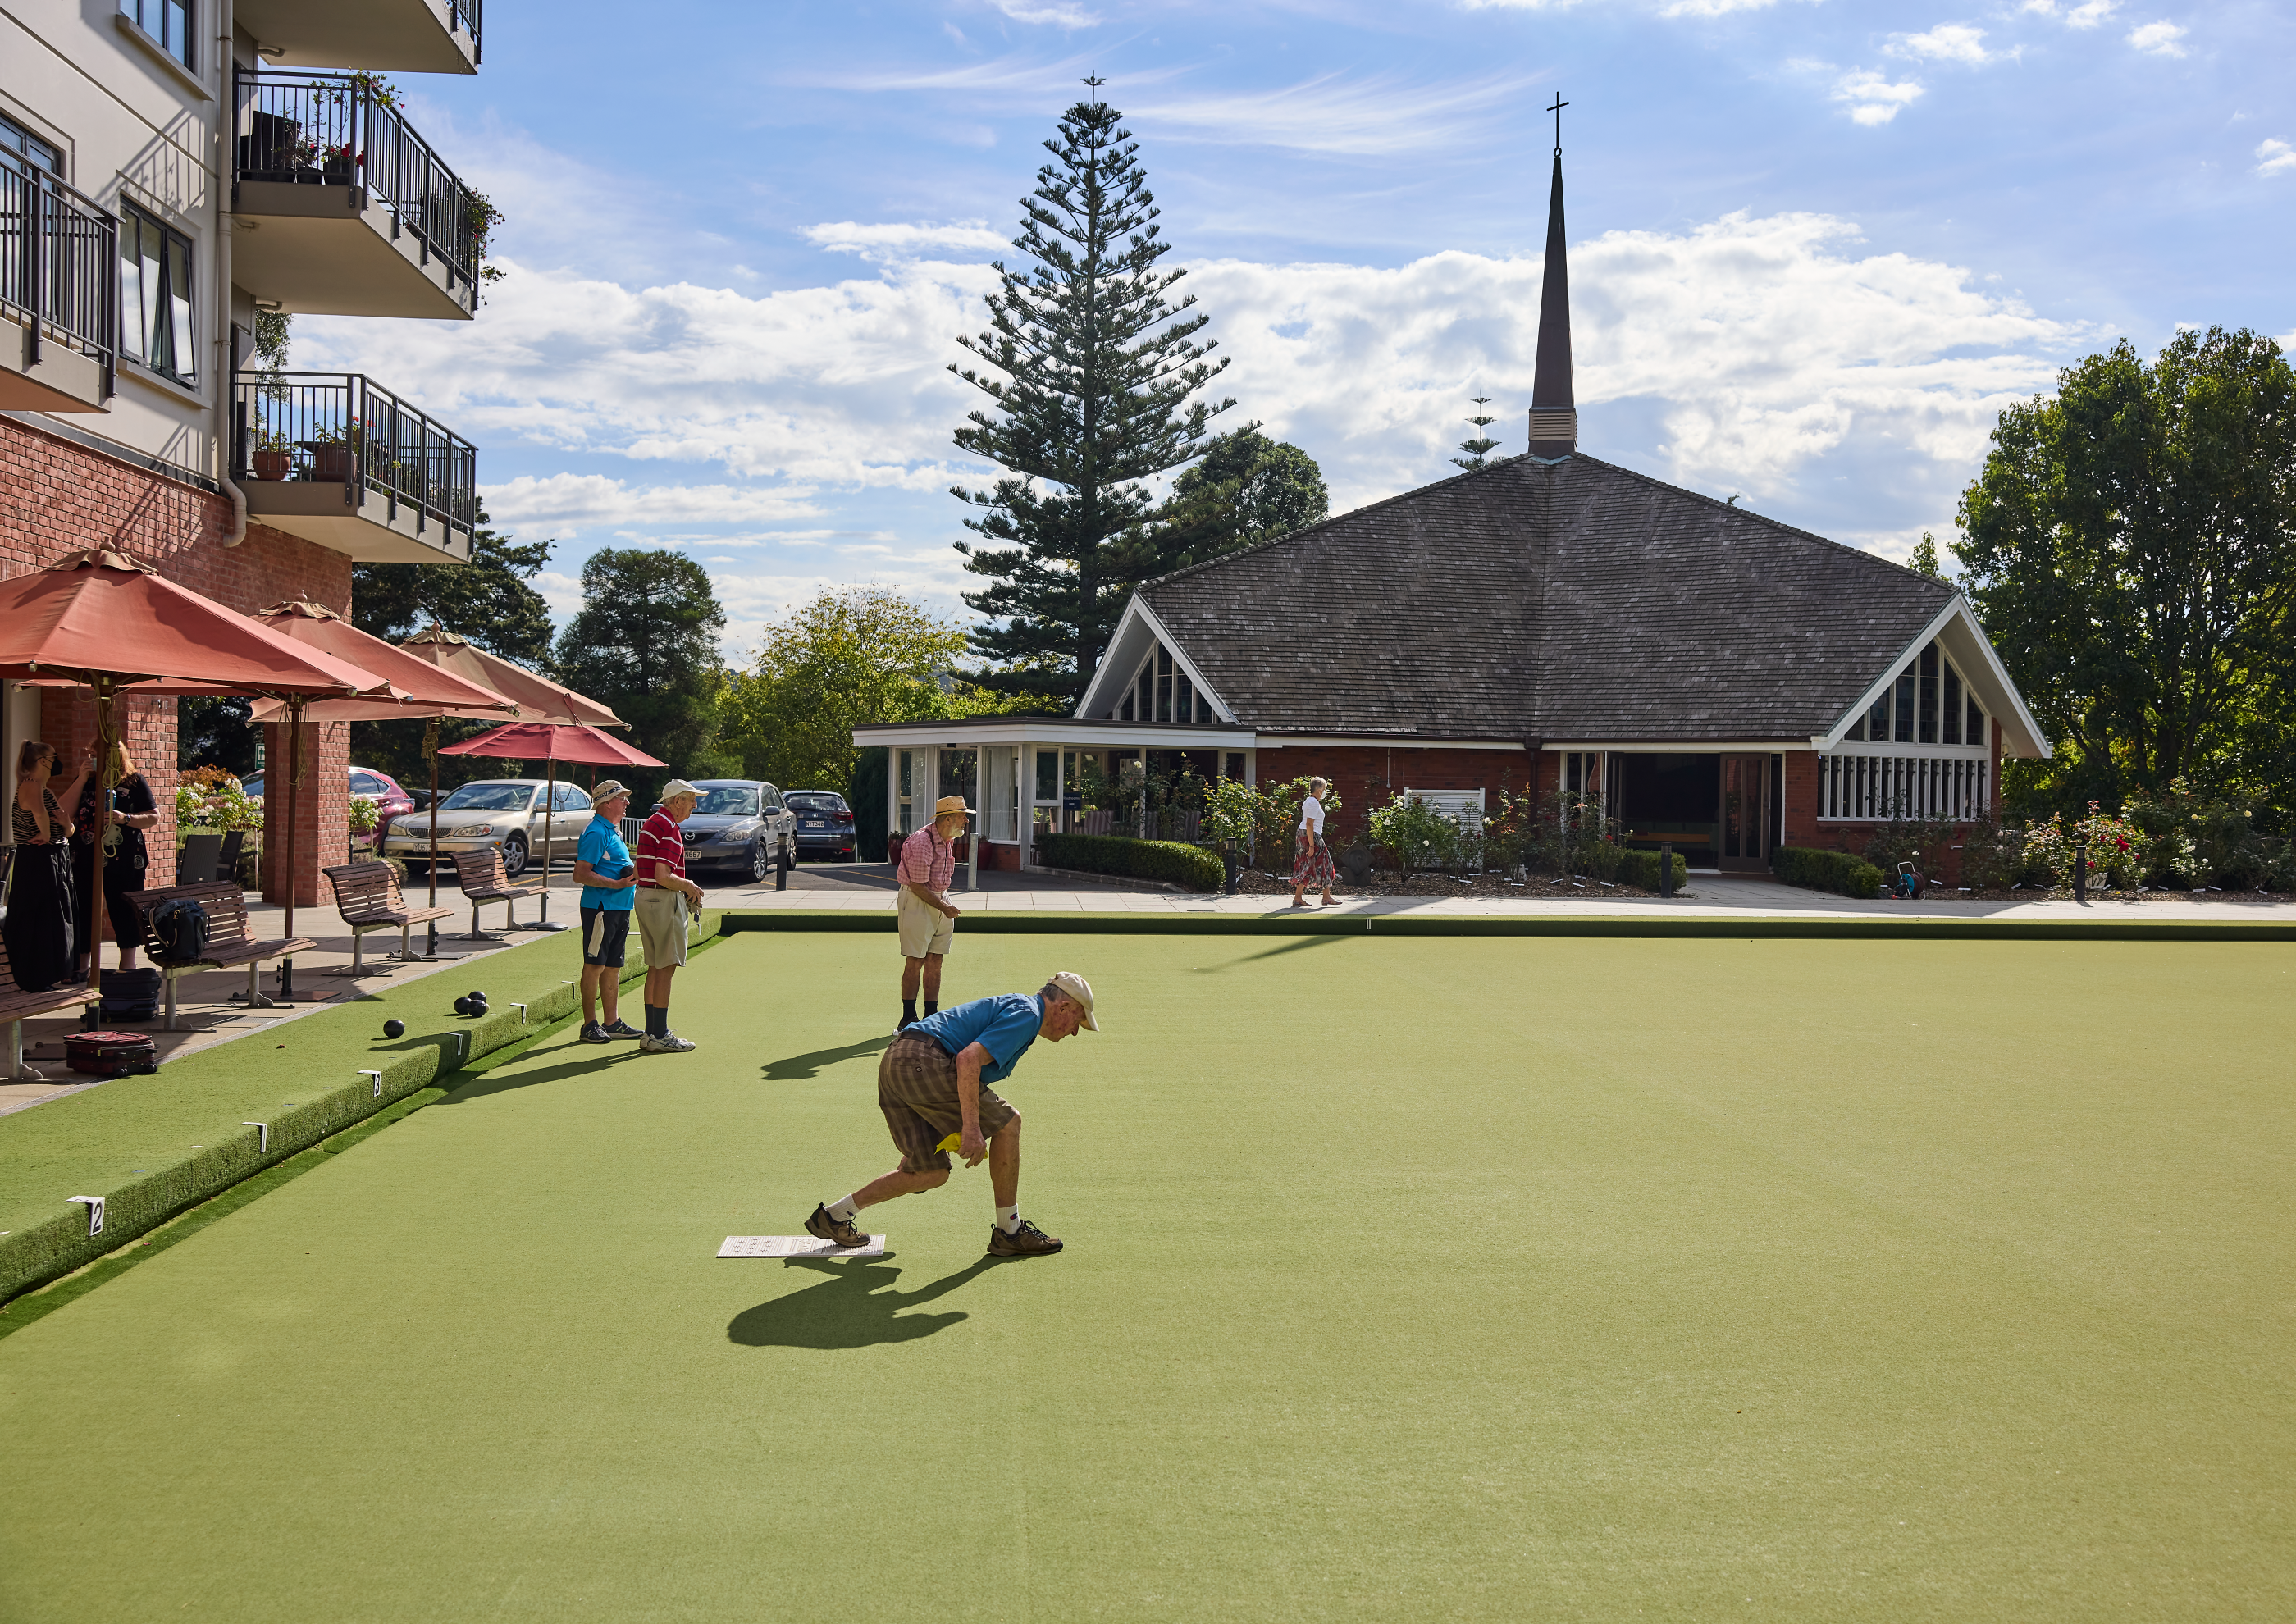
[719,1234,885,1259]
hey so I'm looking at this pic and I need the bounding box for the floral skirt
[1293,828,1335,890]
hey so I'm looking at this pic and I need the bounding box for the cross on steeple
[1546,93,1568,157]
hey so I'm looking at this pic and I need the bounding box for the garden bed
[1231,868,1673,900]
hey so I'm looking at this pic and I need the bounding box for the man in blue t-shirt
[806,971,1098,1258]
[573,782,641,1043]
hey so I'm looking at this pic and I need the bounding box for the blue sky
[298,0,2296,657]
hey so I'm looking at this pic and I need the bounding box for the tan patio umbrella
[0,550,396,1009]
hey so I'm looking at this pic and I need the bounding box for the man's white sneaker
[638,1031,696,1053]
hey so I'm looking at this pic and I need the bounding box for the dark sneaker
[805,1204,870,1248]
[577,1021,609,1044]
[987,1218,1063,1257]
[600,1020,643,1040]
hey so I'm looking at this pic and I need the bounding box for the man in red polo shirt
[634,778,708,1053]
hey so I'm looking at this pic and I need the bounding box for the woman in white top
[1291,776,1336,908]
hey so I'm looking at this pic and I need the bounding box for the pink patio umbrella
[0,550,396,1014]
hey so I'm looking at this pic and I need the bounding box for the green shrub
[1614,848,1688,892]
[1037,833,1223,892]
[1773,845,1884,898]
[1367,794,1459,878]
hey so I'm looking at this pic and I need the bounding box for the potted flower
[308,426,354,481]
[320,143,359,185]
[250,426,294,481]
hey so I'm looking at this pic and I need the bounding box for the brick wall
[1253,746,1531,842]
[2,418,354,905]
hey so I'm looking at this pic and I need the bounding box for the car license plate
[802,820,824,829]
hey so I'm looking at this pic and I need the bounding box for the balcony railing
[450,0,483,61]
[1819,750,1991,823]
[235,372,476,539]
[233,68,482,294]
[0,158,118,386]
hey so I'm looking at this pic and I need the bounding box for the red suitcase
[66,1029,158,1078]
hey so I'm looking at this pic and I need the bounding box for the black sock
[646,1004,668,1038]
[924,1001,938,1017]
[902,998,917,1026]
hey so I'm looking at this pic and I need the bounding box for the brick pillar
[1782,751,1820,849]
[261,715,349,906]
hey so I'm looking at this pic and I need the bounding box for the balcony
[231,71,482,321]
[1,162,116,413]
[234,372,476,563]
[232,0,480,75]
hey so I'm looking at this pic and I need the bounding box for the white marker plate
[719,1234,884,1259]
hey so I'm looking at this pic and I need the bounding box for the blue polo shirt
[910,993,1044,1085]
[577,815,636,911]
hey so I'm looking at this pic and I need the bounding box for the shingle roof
[1135,453,1955,743]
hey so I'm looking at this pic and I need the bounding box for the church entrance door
[1717,754,1773,872]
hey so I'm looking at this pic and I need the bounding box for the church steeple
[1527,94,1577,461]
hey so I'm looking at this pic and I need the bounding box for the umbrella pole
[83,679,116,1022]
[425,718,440,958]
[280,696,303,1000]
[529,749,566,931]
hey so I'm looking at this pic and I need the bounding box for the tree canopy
[1957,326,2296,823]
[552,548,728,798]
[949,81,1235,702]
[1112,426,1329,578]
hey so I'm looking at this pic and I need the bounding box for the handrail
[0,157,119,390]
[233,371,477,542]
[231,68,482,303]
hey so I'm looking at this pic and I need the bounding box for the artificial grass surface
[0,931,2290,1619]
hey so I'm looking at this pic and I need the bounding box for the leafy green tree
[1956,326,2296,818]
[1452,394,1500,472]
[1907,531,1944,581]
[949,80,1235,701]
[552,548,727,799]
[1112,427,1328,578]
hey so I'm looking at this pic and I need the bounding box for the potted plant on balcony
[249,427,294,481]
[320,143,359,185]
[306,426,356,482]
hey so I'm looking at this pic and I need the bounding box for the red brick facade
[2,418,354,905]
[1253,745,1536,843]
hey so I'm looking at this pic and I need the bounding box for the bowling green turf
[1,929,2290,1621]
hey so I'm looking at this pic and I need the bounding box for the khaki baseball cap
[661,778,701,801]
[1049,970,1098,1030]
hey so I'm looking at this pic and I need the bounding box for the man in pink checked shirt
[895,793,971,1032]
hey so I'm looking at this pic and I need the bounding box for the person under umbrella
[7,741,89,992]
[71,739,159,977]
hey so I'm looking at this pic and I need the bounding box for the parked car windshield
[787,793,847,813]
[438,782,535,813]
[694,786,758,817]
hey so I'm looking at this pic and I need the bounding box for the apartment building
[1,0,485,903]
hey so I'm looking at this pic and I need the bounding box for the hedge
[1037,833,1224,892]
[1615,848,1690,892]
[1773,846,1885,898]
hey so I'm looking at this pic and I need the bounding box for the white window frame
[118,199,195,384]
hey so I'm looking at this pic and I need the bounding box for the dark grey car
[676,780,799,884]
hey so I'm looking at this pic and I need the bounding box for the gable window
[119,201,193,382]
[120,0,194,70]
[1840,638,1987,749]
[1824,637,1992,820]
[1113,636,1221,724]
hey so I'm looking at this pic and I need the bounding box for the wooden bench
[451,846,545,939]
[120,880,317,1032]
[1,850,94,1080]
[322,861,454,975]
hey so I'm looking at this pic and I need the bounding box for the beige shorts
[897,886,955,960]
[635,887,688,968]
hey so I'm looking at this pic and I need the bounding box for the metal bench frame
[119,880,317,1033]
[322,860,454,975]
[451,846,545,940]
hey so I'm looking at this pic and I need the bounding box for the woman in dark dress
[72,742,161,975]
[7,741,89,992]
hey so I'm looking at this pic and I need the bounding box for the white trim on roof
[1819,597,2051,760]
[1074,594,1237,724]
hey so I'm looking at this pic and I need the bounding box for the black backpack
[149,896,212,965]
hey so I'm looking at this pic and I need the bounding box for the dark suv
[786,791,856,860]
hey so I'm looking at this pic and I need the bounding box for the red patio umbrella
[437,723,666,927]
[0,550,395,1012]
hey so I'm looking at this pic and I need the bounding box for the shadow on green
[1192,933,1349,971]
[762,1034,893,1081]
[726,1255,1005,1349]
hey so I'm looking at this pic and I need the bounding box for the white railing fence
[1821,753,1990,822]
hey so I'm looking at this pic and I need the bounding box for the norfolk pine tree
[950,80,1235,701]
[1453,394,1501,472]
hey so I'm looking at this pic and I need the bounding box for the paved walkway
[713,860,2296,924]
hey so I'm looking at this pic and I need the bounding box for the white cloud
[2022,0,2116,25]
[1833,70,1925,125]
[2258,139,2296,178]
[805,221,1012,261]
[987,0,1099,25]
[480,474,827,542]
[1130,71,1541,157]
[1658,0,1793,14]
[2125,19,2187,55]
[1887,24,1998,65]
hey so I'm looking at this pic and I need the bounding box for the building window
[1,113,62,176]
[120,0,194,70]
[119,202,194,381]
[1846,639,1987,746]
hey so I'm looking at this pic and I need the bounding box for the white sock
[996,1205,1020,1234]
[827,1195,860,1223]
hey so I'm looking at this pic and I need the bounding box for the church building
[859,138,2049,883]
